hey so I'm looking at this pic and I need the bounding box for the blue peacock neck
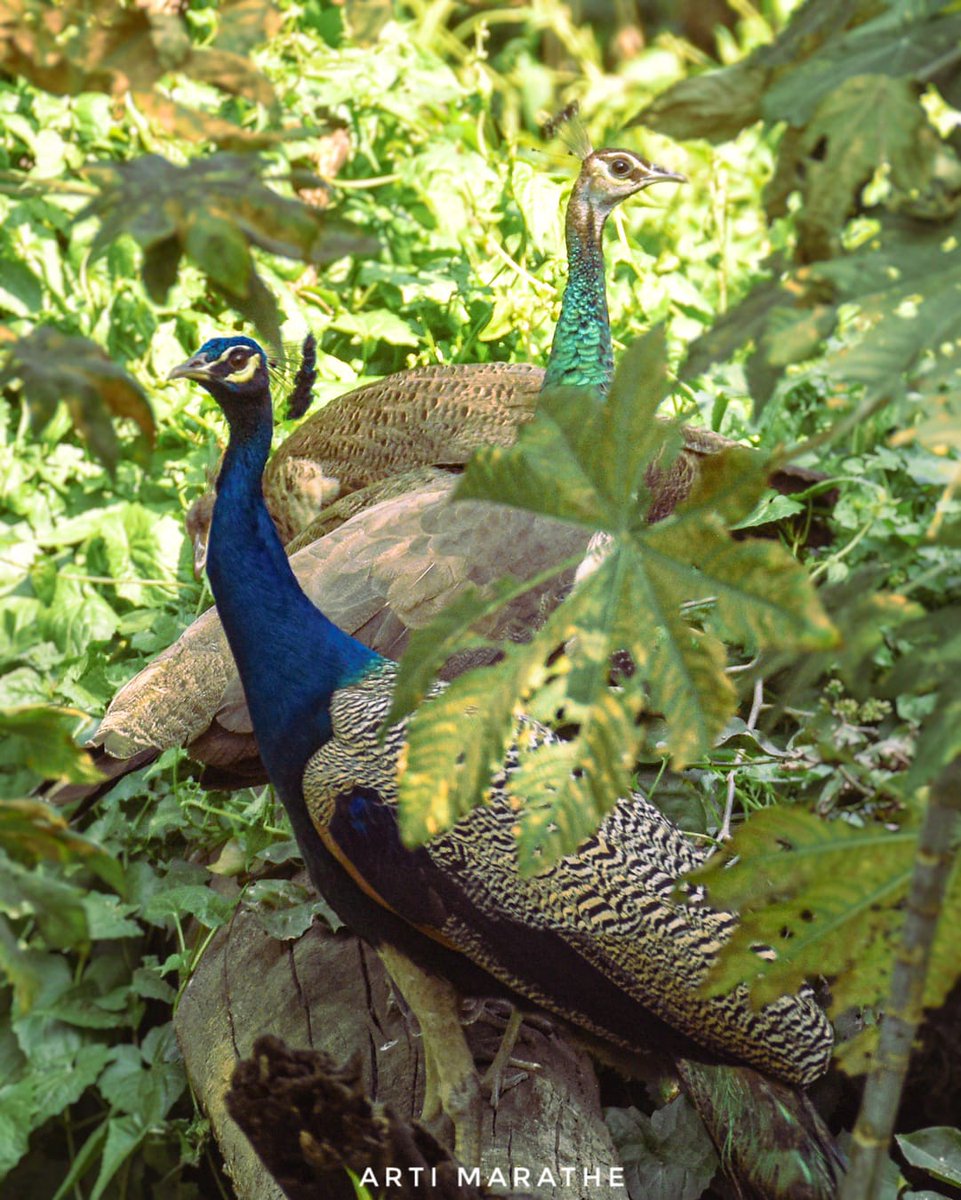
[207,393,381,799]
[542,189,614,395]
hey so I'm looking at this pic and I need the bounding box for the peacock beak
[167,354,212,383]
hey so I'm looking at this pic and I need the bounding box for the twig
[838,755,961,1200]
[719,676,764,840]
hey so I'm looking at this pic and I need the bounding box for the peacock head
[574,148,685,213]
[167,336,269,407]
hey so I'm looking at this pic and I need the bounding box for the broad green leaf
[607,1098,718,1200]
[90,1115,147,1200]
[0,799,123,890]
[96,504,183,607]
[242,879,341,939]
[632,63,767,143]
[896,1128,961,1188]
[0,852,90,951]
[141,885,236,931]
[99,1040,185,1125]
[0,1042,110,1182]
[0,916,42,1013]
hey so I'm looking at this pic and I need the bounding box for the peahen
[169,333,843,1200]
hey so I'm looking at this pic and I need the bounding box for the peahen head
[544,145,685,392]
[167,336,270,416]
[572,148,685,215]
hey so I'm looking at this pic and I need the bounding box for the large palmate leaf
[0,327,154,472]
[78,154,377,348]
[634,0,958,156]
[689,805,961,1072]
[777,74,930,262]
[390,332,836,867]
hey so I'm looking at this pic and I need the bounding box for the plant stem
[838,755,961,1200]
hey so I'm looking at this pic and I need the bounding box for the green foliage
[78,153,376,348]
[690,806,961,1071]
[0,0,281,143]
[897,1127,961,1189]
[0,0,958,1193]
[606,1097,719,1200]
[0,327,155,471]
[391,332,835,865]
[0,707,103,789]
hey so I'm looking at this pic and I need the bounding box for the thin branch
[839,755,961,1200]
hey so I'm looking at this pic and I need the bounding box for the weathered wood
[175,880,624,1200]
[226,1035,512,1200]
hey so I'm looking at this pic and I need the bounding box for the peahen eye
[610,158,632,177]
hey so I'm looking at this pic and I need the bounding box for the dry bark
[174,879,625,1200]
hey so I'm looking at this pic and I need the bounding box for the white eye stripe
[223,353,262,384]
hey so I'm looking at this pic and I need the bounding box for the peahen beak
[167,355,212,383]
[648,164,687,186]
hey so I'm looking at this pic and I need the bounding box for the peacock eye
[229,349,249,368]
[610,158,632,177]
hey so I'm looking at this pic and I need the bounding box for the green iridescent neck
[542,190,613,394]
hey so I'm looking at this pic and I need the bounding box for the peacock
[168,332,843,1200]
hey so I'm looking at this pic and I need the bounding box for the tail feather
[676,1059,844,1200]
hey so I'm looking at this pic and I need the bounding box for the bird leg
[376,944,484,1167]
[480,1006,527,1107]
[462,999,545,1105]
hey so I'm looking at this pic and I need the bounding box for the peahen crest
[542,100,593,162]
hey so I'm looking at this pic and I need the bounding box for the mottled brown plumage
[188,355,827,563]
[56,476,588,801]
[186,362,545,568]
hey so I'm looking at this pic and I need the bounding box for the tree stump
[174,879,625,1200]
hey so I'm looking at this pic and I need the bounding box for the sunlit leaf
[0,706,102,786]
[0,327,154,472]
[0,799,122,890]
